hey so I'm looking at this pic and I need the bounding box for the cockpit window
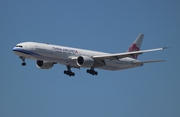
[16,45,23,48]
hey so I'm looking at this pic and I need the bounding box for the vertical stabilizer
[128,33,144,59]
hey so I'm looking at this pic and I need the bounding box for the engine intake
[36,60,54,69]
[76,56,94,68]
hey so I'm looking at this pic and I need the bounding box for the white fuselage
[13,42,142,70]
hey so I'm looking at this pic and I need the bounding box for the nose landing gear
[20,56,26,66]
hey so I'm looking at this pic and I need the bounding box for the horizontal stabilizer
[134,60,166,64]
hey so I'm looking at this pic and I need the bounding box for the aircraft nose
[12,47,20,56]
[13,47,17,51]
[13,47,19,54]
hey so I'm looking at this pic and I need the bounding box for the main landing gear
[64,66,75,76]
[87,68,98,75]
[20,56,26,66]
[63,66,98,76]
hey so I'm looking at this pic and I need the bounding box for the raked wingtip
[162,47,169,49]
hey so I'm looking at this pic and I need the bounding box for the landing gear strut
[87,68,98,75]
[64,66,75,76]
[20,56,26,66]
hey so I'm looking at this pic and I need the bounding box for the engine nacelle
[36,60,54,69]
[76,56,94,68]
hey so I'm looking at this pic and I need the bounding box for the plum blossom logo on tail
[128,43,140,59]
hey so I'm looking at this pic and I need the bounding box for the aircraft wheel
[94,71,98,75]
[87,69,90,73]
[64,70,75,76]
[71,72,75,76]
[64,70,67,74]
[68,72,75,76]
[22,62,26,66]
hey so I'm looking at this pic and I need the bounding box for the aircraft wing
[93,47,168,60]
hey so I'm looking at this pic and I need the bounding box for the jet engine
[36,60,54,69]
[76,56,94,68]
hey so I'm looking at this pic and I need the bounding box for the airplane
[13,34,167,76]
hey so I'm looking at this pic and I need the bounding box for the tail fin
[128,33,144,59]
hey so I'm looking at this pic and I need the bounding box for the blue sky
[0,0,179,117]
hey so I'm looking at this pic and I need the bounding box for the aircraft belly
[30,53,78,67]
[99,60,142,70]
